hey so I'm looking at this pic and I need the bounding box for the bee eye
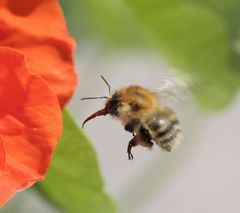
[129,102,139,111]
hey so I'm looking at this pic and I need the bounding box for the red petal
[0,47,62,207]
[0,0,77,107]
[0,137,6,175]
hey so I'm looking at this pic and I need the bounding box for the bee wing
[154,73,207,103]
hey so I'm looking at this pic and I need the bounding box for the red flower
[0,0,77,206]
[0,47,62,207]
[0,0,77,107]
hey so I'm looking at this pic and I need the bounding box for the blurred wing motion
[155,73,209,103]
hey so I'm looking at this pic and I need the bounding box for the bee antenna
[101,75,111,93]
[81,96,108,100]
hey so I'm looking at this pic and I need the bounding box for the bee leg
[139,127,154,148]
[136,135,154,149]
[142,138,154,148]
[127,137,137,160]
[124,118,140,133]
[139,126,151,140]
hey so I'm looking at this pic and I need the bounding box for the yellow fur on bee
[117,86,162,124]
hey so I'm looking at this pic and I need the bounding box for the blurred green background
[60,0,240,110]
[1,0,240,213]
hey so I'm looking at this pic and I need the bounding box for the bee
[82,76,182,160]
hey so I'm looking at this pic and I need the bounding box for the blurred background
[1,0,240,212]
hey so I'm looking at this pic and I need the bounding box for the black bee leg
[124,118,140,133]
[127,137,137,160]
[140,126,151,140]
[138,127,154,148]
[145,139,154,148]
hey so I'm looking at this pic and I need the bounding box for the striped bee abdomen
[147,111,182,152]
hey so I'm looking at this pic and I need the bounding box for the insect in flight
[81,76,182,160]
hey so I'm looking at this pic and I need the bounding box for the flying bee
[82,76,182,160]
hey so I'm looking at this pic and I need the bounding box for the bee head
[81,75,119,128]
[81,91,121,128]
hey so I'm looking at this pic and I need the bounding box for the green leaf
[59,0,146,47]
[125,0,240,110]
[37,110,116,213]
